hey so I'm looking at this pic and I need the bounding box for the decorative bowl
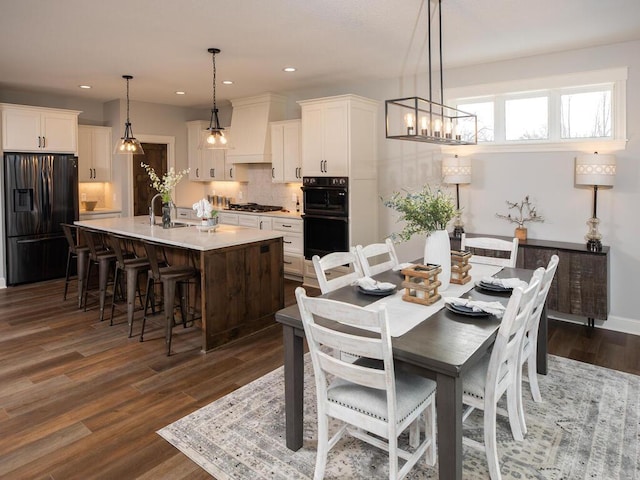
[83,200,98,211]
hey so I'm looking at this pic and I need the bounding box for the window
[445,68,627,152]
[505,96,548,141]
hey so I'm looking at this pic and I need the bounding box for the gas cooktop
[226,203,283,213]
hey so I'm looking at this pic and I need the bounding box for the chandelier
[385,0,477,145]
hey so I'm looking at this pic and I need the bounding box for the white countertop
[75,216,284,252]
[79,208,122,215]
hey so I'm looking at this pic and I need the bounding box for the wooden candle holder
[450,250,472,285]
[400,264,442,306]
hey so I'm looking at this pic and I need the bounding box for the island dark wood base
[200,237,284,351]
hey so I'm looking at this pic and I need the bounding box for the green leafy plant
[383,185,456,241]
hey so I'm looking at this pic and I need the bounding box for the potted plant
[383,185,456,290]
[141,162,189,228]
[496,195,544,241]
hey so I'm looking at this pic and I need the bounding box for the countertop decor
[141,162,189,203]
[495,195,544,240]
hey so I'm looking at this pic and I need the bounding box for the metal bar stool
[107,234,150,336]
[82,229,117,322]
[139,241,199,356]
[61,223,89,307]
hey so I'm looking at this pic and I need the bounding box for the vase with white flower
[141,162,189,228]
[383,185,456,290]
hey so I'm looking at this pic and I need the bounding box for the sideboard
[451,233,610,326]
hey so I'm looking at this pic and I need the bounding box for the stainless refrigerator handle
[16,235,65,244]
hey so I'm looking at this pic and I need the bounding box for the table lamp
[575,152,616,251]
[442,155,472,237]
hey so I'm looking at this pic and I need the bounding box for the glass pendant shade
[114,75,144,155]
[200,48,231,150]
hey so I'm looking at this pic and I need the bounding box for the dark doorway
[133,143,167,217]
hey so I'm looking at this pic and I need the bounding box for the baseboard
[0,277,5,289]
[549,311,640,337]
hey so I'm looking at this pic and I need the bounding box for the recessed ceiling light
[283,67,296,73]
[222,80,233,85]
[175,91,186,95]
[78,85,92,89]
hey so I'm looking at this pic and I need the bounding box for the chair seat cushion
[327,358,436,424]
[462,353,509,400]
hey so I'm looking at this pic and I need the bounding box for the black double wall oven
[302,176,349,260]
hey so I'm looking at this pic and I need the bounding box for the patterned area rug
[158,355,640,479]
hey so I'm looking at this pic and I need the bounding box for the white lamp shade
[575,153,616,187]
[442,155,471,184]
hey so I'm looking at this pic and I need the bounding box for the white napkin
[481,276,527,289]
[392,262,414,272]
[352,276,396,291]
[444,297,506,317]
[193,198,213,218]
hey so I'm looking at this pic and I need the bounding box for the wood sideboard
[451,234,610,322]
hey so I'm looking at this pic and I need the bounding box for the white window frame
[443,67,627,154]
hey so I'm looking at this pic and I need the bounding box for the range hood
[227,93,286,164]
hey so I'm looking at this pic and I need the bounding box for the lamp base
[453,225,464,238]
[586,238,603,252]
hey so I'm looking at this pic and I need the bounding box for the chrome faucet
[149,193,163,225]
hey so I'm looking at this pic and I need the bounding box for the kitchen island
[75,216,284,352]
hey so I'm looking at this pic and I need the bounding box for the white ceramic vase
[423,229,451,291]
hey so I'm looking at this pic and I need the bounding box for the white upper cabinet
[1,104,80,153]
[298,95,377,179]
[78,125,112,182]
[187,121,247,182]
[271,119,301,183]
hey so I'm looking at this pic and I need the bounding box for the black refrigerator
[4,153,78,285]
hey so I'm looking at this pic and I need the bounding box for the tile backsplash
[207,164,302,212]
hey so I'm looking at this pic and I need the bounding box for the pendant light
[201,48,230,149]
[114,75,144,155]
[385,0,477,145]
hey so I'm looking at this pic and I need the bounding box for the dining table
[275,262,545,480]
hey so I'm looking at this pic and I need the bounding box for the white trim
[550,313,640,337]
[125,134,175,218]
[444,67,628,153]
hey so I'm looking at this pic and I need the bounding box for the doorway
[132,143,167,217]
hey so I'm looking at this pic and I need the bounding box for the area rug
[158,355,640,479]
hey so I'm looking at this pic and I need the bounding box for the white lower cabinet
[218,212,239,225]
[272,218,303,279]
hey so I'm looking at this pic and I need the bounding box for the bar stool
[82,229,117,322]
[61,223,89,307]
[139,241,199,356]
[107,235,150,337]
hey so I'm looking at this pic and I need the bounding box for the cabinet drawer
[283,232,303,254]
[176,208,195,220]
[218,212,239,225]
[238,215,260,228]
[283,254,303,275]
[273,218,302,233]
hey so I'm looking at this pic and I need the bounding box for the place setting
[352,276,397,296]
[443,296,507,318]
[475,275,527,294]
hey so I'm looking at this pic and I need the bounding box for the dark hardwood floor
[0,277,637,479]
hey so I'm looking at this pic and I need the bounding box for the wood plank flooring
[0,277,638,479]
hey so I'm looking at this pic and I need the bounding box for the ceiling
[1,0,640,109]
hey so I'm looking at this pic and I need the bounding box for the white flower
[141,163,189,203]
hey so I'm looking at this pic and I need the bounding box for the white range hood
[227,93,286,164]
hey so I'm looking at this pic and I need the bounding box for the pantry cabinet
[270,119,302,183]
[298,95,377,179]
[78,125,112,182]
[1,104,80,153]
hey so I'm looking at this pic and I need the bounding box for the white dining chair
[518,255,559,415]
[295,287,437,480]
[461,267,544,480]
[312,251,363,294]
[461,234,519,268]
[355,239,400,277]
